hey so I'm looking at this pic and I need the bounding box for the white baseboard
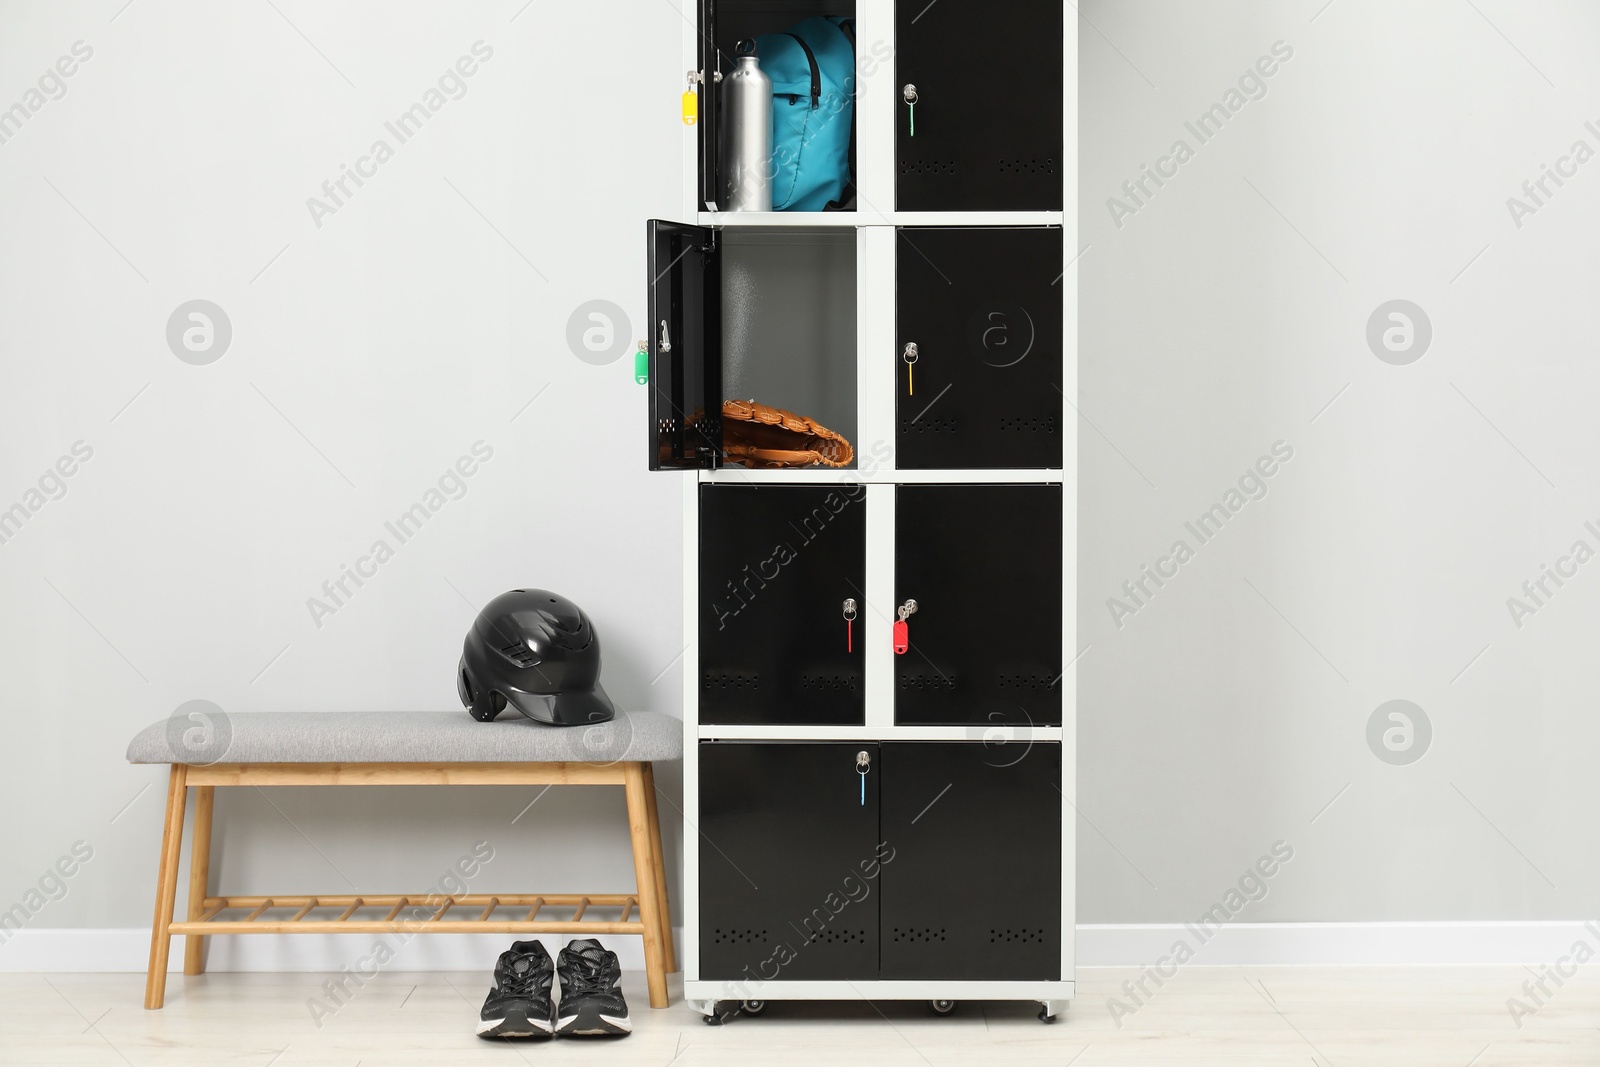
[3,922,1596,972]
[1076,921,1600,967]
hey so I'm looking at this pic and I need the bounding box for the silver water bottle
[724,40,772,212]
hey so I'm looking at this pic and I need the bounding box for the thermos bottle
[724,40,772,212]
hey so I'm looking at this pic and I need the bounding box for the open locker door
[647,219,721,470]
[697,0,720,211]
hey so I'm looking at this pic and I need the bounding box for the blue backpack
[754,17,855,211]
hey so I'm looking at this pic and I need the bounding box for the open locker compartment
[649,221,858,470]
[698,0,857,213]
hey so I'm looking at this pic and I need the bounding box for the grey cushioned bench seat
[126,710,682,765]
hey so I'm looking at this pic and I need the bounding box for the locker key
[893,599,918,655]
[842,597,857,653]
[682,71,699,126]
[902,342,918,396]
[856,750,871,806]
[902,84,917,137]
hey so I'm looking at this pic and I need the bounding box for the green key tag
[634,340,648,385]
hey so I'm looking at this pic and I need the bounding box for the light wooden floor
[3,966,1596,1065]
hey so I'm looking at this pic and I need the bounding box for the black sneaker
[477,940,556,1039]
[555,938,631,1036]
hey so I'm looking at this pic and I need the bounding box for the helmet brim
[504,681,615,727]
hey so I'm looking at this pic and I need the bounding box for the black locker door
[896,227,1062,469]
[647,219,721,470]
[880,742,1061,980]
[895,1,1063,210]
[697,0,719,210]
[699,742,882,980]
[895,484,1061,725]
[700,484,866,724]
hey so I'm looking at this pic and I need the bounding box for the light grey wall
[0,1,687,931]
[1080,0,1600,922]
[3,0,1595,945]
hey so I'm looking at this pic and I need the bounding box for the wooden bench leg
[183,785,214,976]
[641,762,675,974]
[623,762,668,1008]
[144,765,187,1009]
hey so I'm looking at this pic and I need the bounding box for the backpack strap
[781,32,821,109]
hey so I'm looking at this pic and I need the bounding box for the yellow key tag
[681,72,699,126]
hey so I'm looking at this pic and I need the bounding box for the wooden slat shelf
[168,892,644,935]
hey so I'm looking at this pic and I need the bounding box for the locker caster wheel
[1037,1006,1057,1024]
[702,1001,739,1025]
[929,999,957,1015]
[740,1000,767,1016]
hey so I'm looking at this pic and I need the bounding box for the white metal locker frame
[676,0,1077,1018]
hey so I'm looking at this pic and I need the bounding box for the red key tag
[893,599,917,655]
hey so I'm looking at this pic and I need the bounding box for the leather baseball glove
[721,399,855,469]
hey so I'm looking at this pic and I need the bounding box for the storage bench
[125,710,681,1010]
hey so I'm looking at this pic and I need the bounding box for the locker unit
[698,741,1062,983]
[656,0,1075,1023]
[895,484,1063,726]
[894,1,1064,211]
[895,228,1064,470]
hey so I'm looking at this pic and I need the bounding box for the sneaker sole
[556,1004,631,1036]
[478,1009,555,1039]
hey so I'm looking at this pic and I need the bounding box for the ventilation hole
[498,643,539,668]
[891,927,948,943]
[898,671,958,691]
[997,158,1055,175]
[799,670,860,692]
[899,416,958,435]
[805,927,865,945]
[989,927,1047,944]
[899,158,958,175]
[998,415,1058,434]
[997,670,1057,690]
[703,669,760,691]
[712,928,769,944]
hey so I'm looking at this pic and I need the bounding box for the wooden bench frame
[145,760,675,1010]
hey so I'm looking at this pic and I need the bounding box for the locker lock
[893,600,917,655]
[856,750,871,770]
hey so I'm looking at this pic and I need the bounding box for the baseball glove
[721,399,855,469]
